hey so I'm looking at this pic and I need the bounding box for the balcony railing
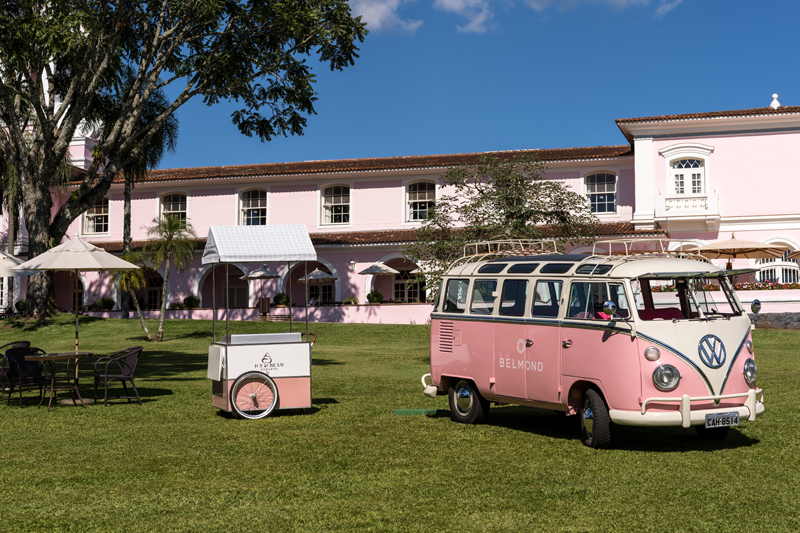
[654,192,720,226]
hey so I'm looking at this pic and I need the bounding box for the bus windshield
[631,274,743,321]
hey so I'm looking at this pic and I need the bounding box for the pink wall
[269,184,317,228]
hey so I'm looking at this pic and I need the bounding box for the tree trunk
[6,207,16,310]
[128,287,153,340]
[155,254,171,342]
[121,169,132,319]
[22,175,56,317]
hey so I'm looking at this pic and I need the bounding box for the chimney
[770,94,780,109]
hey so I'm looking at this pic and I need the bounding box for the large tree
[0,0,367,317]
[405,153,600,285]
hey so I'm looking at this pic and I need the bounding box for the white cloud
[526,0,687,13]
[433,0,495,33]
[655,0,683,16]
[349,0,424,33]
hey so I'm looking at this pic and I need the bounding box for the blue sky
[158,0,798,170]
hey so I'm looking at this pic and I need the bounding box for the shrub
[97,297,115,310]
[14,300,26,313]
[183,295,201,308]
[273,292,289,306]
[171,300,185,310]
[366,290,384,304]
[343,295,358,305]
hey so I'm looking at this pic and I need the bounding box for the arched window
[240,189,267,225]
[585,173,617,213]
[394,268,425,303]
[162,193,187,225]
[407,181,435,221]
[84,197,109,234]
[322,185,350,224]
[671,159,705,194]
[757,249,799,283]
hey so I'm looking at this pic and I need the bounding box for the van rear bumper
[609,388,764,428]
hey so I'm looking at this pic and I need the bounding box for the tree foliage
[404,153,599,285]
[0,0,367,316]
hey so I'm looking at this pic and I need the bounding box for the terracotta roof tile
[616,105,800,124]
[88,146,633,185]
[90,223,663,252]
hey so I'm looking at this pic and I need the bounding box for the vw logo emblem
[698,335,726,369]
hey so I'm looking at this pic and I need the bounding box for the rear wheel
[580,389,611,449]
[230,372,278,419]
[695,424,729,441]
[448,380,488,424]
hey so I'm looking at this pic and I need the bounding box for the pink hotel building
[3,97,800,323]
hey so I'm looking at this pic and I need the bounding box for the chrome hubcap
[455,384,472,414]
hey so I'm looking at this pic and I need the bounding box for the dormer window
[672,159,704,194]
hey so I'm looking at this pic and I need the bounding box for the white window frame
[405,180,436,222]
[83,197,110,234]
[239,188,267,226]
[320,183,351,226]
[583,172,618,215]
[161,192,187,224]
[658,143,714,197]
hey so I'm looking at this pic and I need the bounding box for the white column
[632,135,656,229]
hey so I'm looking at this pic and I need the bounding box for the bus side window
[443,279,470,313]
[532,280,562,318]
[609,283,630,318]
[499,279,528,317]
[568,282,609,319]
[470,279,498,315]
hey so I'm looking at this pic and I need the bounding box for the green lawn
[1,315,798,532]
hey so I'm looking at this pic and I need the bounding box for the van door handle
[525,339,534,347]
[562,339,572,348]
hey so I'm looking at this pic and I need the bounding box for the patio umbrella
[298,268,338,284]
[14,237,140,353]
[787,250,800,260]
[357,262,400,276]
[0,250,39,277]
[240,264,281,305]
[694,233,788,270]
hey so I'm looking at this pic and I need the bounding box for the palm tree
[109,251,154,340]
[143,216,197,342]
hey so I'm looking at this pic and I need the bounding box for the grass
[0,314,798,532]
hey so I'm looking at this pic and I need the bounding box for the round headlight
[746,340,753,354]
[644,346,661,361]
[743,358,757,384]
[653,364,681,391]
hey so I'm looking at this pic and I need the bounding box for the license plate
[705,412,740,428]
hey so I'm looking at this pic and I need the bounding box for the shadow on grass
[476,405,759,451]
[312,358,344,366]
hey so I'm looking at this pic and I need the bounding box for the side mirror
[603,300,618,317]
[751,299,761,315]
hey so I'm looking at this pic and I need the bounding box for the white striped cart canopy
[202,225,317,264]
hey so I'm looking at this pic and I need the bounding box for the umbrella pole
[305,261,309,337]
[225,263,230,341]
[288,261,292,332]
[75,270,79,354]
[212,263,216,342]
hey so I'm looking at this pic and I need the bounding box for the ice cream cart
[203,225,317,419]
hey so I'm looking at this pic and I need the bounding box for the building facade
[3,98,799,321]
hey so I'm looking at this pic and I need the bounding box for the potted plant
[273,292,289,307]
[97,297,115,311]
[343,295,358,305]
[171,300,185,310]
[366,290,384,304]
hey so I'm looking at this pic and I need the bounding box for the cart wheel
[230,372,278,419]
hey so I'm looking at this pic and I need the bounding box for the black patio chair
[1,341,32,392]
[94,346,144,406]
[5,346,47,408]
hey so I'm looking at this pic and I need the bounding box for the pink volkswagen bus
[421,239,765,448]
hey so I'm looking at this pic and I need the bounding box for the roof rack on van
[591,238,709,260]
[447,239,560,271]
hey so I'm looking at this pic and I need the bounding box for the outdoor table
[25,352,93,411]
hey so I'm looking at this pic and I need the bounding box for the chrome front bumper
[610,388,764,428]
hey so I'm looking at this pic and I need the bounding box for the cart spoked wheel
[230,372,278,419]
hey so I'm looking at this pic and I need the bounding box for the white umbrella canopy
[297,268,337,284]
[14,237,140,353]
[239,265,281,280]
[357,262,400,276]
[693,234,788,269]
[0,250,39,277]
[14,237,141,272]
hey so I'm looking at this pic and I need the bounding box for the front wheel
[580,389,611,449]
[230,372,278,419]
[448,380,488,424]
